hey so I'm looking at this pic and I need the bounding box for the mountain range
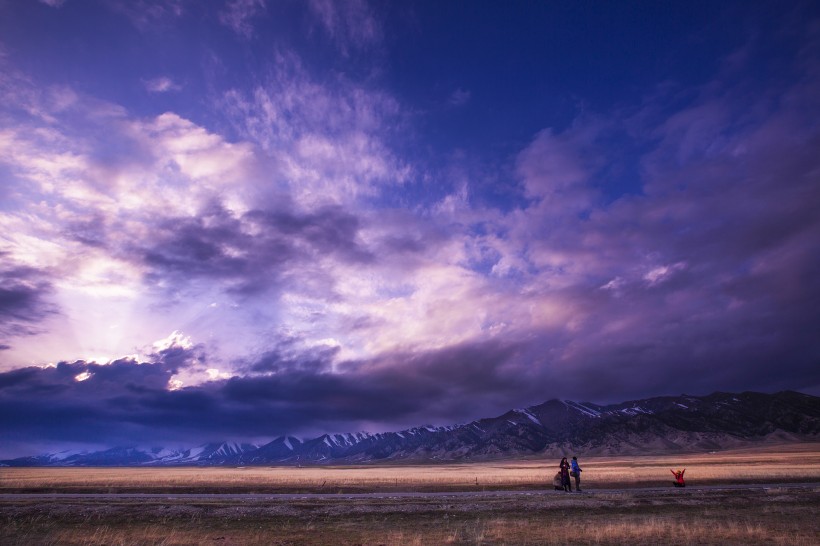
[4,390,818,466]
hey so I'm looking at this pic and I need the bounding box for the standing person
[671,468,686,487]
[552,470,563,491]
[571,456,582,491]
[560,457,572,492]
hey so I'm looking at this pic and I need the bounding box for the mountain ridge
[3,390,818,466]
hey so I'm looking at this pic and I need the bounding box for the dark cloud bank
[1,322,818,458]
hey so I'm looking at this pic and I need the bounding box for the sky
[1,0,819,457]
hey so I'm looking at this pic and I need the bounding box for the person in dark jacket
[560,457,572,492]
[570,456,582,491]
[552,471,563,490]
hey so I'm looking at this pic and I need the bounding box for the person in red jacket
[671,468,686,487]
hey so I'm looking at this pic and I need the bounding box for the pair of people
[553,456,582,492]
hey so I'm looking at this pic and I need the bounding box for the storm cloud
[137,202,371,295]
[0,262,55,344]
[0,339,525,451]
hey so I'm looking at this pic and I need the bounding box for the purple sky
[1,0,819,457]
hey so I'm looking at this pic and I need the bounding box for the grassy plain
[2,485,819,545]
[2,442,819,493]
[1,443,819,545]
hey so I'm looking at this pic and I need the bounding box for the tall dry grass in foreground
[2,443,819,492]
[381,517,815,546]
[3,462,819,545]
[13,502,819,546]
[574,443,820,488]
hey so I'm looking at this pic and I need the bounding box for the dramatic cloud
[138,202,372,296]
[0,339,205,449]
[0,1,818,456]
[0,338,523,450]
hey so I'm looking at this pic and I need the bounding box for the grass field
[2,484,818,545]
[1,443,819,545]
[2,442,819,494]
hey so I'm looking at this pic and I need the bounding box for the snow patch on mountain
[47,449,90,462]
[515,408,543,426]
[616,405,654,416]
[565,401,602,418]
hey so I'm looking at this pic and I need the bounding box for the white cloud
[307,0,382,54]
[144,77,182,93]
[132,112,255,184]
[152,331,193,352]
[219,0,266,39]
[220,52,407,206]
[516,128,593,206]
[644,262,687,286]
[601,277,625,291]
[56,253,142,299]
[206,368,232,380]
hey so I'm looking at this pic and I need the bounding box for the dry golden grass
[576,442,820,488]
[446,516,816,546]
[40,519,817,546]
[4,487,819,545]
[2,444,819,544]
[2,442,818,493]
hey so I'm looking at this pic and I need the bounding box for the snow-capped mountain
[145,442,259,464]
[3,442,259,467]
[4,391,818,466]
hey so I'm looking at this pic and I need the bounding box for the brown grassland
[1,443,819,545]
[3,442,820,494]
